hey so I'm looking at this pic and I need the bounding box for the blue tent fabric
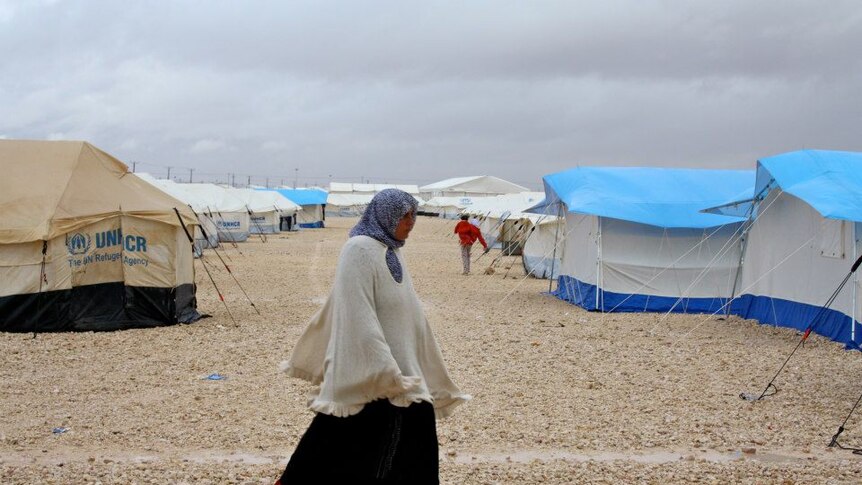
[259,188,328,206]
[731,294,856,348]
[527,167,754,228]
[732,150,862,349]
[756,150,862,223]
[698,150,862,349]
[554,275,730,314]
[704,150,862,222]
[298,221,325,229]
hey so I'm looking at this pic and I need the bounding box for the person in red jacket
[454,215,488,275]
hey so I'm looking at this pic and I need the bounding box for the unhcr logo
[95,228,147,252]
[66,233,91,255]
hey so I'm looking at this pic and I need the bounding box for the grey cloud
[0,0,860,189]
[5,1,861,82]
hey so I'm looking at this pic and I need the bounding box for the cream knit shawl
[281,235,470,418]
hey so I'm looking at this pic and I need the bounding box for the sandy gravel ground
[3,216,862,484]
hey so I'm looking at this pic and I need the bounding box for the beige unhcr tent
[0,140,200,332]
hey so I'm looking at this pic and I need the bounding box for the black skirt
[277,399,439,485]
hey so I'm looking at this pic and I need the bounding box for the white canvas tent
[327,193,374,217]
[227,188,299,234]
[134,173,219,253]
[421,196,480,219]
[327,183,424,217]
[709,150,862,348]
[176,183,251,242]
[464,192,547,253]
[522,218,564,279]
[0,140,200,332]
[419,176,529,200]
[529,167,754,313]
[329,182,420,195]
[269,188,328,228]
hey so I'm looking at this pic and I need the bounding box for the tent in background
[522,218,564,279]
[710,150,862,348]
[329,182,420,195]
[461,192,561,279]
[178,183,251,242]
[327,193,374,217]
[464,192,546,253]
[327,183,423,217]
[419,175,529,200]
[0,140,200,332]
[421,196,478,219]
[134,173,219,253]
[265,188,328,228]
[228,188,299,234]
[529,166,754,313]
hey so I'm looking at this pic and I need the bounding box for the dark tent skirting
[0,282,200,333]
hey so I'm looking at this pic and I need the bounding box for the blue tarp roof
[258,188,328,206]
[527,166,755,228]
[757,150,862,222]
[703,150,862,222]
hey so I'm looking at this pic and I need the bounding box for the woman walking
[276,189,469,484]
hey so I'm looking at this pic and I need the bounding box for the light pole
[294,168,298,189]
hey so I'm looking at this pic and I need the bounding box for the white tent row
[327,193,374,217]
[327,184,425,217]
[134,173,220,253]
[226,188,299,234]
[173,183,251,242]
[420,196,478,219]
[329,182,420,195]
[419,175,530,200]
[267,188,329,228]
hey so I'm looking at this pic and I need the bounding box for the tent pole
[727,215,752,316]
[853,222,859,344]
[727,190,764,317]
[548,202,562,293]
[34,240,48,338]
[596,216,603,311]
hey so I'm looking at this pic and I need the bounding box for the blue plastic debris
[204,373,226,380]
[52,427,69,435]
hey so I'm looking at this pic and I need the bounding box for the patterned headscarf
[349,189,418,283]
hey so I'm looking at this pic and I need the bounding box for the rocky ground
[2,216,862,484]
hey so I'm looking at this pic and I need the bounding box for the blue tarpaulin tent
[258,188,328,228]
[719,150,862,348]
[528,166,755,313]
[529,167,753,228]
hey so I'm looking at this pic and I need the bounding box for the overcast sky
[2,1,860,189]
